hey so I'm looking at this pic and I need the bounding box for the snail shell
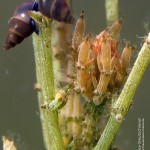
[38,0,74,23]
[5,0,38,50]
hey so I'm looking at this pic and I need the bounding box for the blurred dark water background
[0,0,150,149]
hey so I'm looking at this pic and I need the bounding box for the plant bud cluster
[72,14,135,105]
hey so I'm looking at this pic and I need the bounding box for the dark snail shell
[5,0,38,50]
[38,0,74,23]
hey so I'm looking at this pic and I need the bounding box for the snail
[5,0,38,50]
[5,0,74,50]
[38,0,74,23]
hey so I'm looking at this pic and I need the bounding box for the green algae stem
[105,0,118,25]
[95,35,150,150]
[32,12,65,150]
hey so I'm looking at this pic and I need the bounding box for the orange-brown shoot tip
[119,16,125,24]
[80,10,85,19]
[85,34,90,42]
[81,10,85,15]
[126,41,130,48]
[85,33,92,41]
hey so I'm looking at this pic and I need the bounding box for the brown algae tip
[119,16,125,24]
[80,10,85,19]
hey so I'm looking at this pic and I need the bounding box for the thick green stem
[33,33,52,150]
[32,13,65,150]
[105,0,118,25]
[94,34,150,150]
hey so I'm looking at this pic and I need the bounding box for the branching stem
[32,13,65,150]
[94,34,150,150]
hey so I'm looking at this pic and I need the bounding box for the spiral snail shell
[38,0,74,23]
[5,0,74,50]
[5,0,38,50]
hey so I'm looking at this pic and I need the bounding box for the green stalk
[33,33,52,150]
[105,0,118,25]
[31,12,65,150]
[94,34,150,150]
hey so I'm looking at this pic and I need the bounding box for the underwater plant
[3,0,150,150]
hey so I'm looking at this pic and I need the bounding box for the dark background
[0,0,150,149]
